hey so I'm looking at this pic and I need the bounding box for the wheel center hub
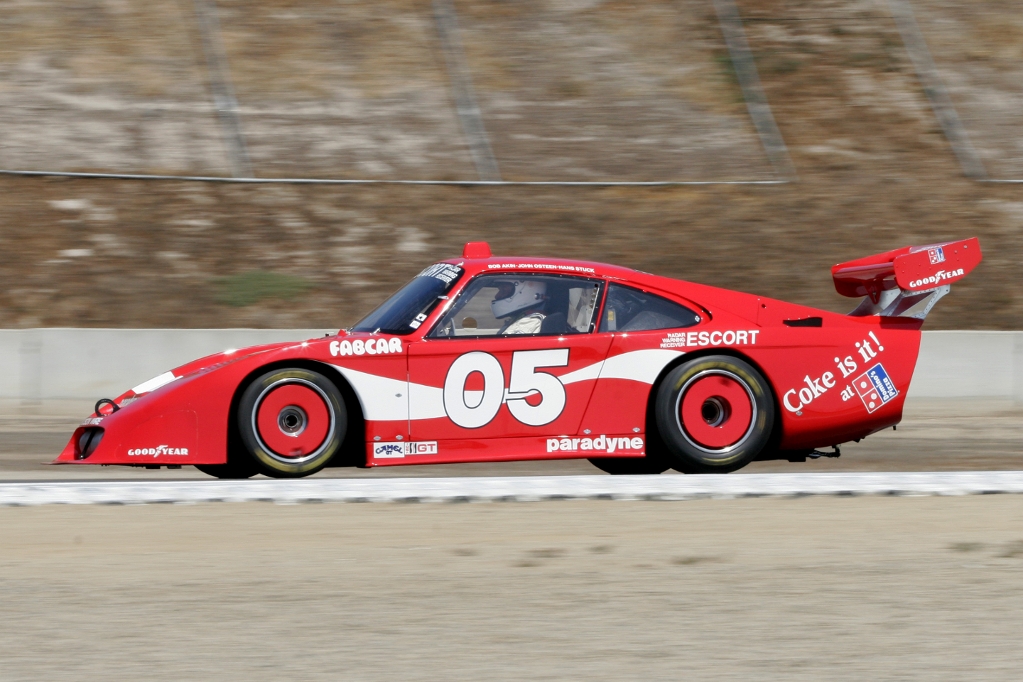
[701,397,730,427]
[278,405,307,437]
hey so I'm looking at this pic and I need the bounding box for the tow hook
[809,445,841,459]
[95,398,120,416]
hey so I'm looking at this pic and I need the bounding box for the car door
[407,273,611,444]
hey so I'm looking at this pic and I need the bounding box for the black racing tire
[194,461,258,479]
[654,355,774,474]
[587,457,670,475]
[237,367,348,478]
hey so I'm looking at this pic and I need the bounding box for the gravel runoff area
[2,495,1023,680]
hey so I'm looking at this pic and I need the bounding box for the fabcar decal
[660,330,759,349]
[330,338,402,357]
[373,441,439,459]
[547,435,644,454]
[127,445,190,457]
[784,331,897,415]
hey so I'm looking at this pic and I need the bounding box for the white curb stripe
[2,472,1023,506]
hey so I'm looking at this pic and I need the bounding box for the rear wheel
[655,355,773,474]
[237,367,347,478]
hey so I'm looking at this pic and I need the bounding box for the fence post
[432,0,502,182]
[193,0,253,178]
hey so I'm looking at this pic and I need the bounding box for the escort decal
[660,329,759,349]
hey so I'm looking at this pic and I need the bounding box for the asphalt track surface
[3,495,1023,680]
[2,403,1019,481]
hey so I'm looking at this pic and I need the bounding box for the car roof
[442,255,662,286]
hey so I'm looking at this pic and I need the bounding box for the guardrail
[0,329,1019,415]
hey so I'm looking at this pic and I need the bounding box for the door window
[598,283,700,332]
[430,274,604,338]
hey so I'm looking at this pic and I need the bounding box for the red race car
[58,239,982,478]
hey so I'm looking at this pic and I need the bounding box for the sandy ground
[2,402,1019,481]
[1,495,1023,680]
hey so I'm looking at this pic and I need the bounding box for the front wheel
[237,367,347,478]
[655,355,774,474]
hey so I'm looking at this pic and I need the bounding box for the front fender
[55,360,256,465]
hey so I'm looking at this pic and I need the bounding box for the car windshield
[351,263,463,335]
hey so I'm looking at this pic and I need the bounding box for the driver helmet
[491,279,547,318]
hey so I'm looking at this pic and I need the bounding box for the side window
[598,283,700,332]
[430,274,604,338]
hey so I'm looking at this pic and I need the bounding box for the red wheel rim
[256,382,331,458]
[678,372,754,450]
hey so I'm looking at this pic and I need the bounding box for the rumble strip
[3,473,1023,506]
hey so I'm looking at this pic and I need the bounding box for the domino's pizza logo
[927,246,945,265]
[853,364,898,413]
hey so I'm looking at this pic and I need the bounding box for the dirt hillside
[0,0,1020,329]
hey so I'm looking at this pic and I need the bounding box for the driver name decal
[330,338,402,357]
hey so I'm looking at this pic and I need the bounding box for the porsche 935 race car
[57,238,982,478]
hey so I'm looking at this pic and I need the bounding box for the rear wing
[831,238,981,319]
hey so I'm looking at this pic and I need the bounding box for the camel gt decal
[373,441,439,459]
[852,364,898,413]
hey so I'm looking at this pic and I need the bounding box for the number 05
[442,349,570,429]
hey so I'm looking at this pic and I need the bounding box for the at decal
[330,337,402,357]
[443,349,570,429]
